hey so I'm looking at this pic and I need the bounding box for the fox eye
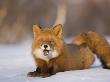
[50,40,54,44]
[38,39,43,42]
[37,39,44,44]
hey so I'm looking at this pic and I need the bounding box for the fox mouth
[43,49,49,56]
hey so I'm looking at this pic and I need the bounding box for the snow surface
[0,38,110,82]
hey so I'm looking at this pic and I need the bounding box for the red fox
[27,24,94,77]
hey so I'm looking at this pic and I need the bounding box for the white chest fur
[33,48,59,62]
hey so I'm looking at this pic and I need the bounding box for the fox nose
[44,45,48,48]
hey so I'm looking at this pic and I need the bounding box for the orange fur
[27,25,94,77]
[73,31,110,69]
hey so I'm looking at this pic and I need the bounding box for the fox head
[32,24,64,62]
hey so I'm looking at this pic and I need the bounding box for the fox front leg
[27,67,51,77]
[27,67,41,77]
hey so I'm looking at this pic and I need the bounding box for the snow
[0,38,110,82]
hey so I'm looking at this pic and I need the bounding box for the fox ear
[53,24,63,38]
[33,25,41,38]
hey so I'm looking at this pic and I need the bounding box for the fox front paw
[27,71,40,77]
[27,71,51,77]
[39,73,51,78]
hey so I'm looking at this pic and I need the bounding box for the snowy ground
[0,38,110,82]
